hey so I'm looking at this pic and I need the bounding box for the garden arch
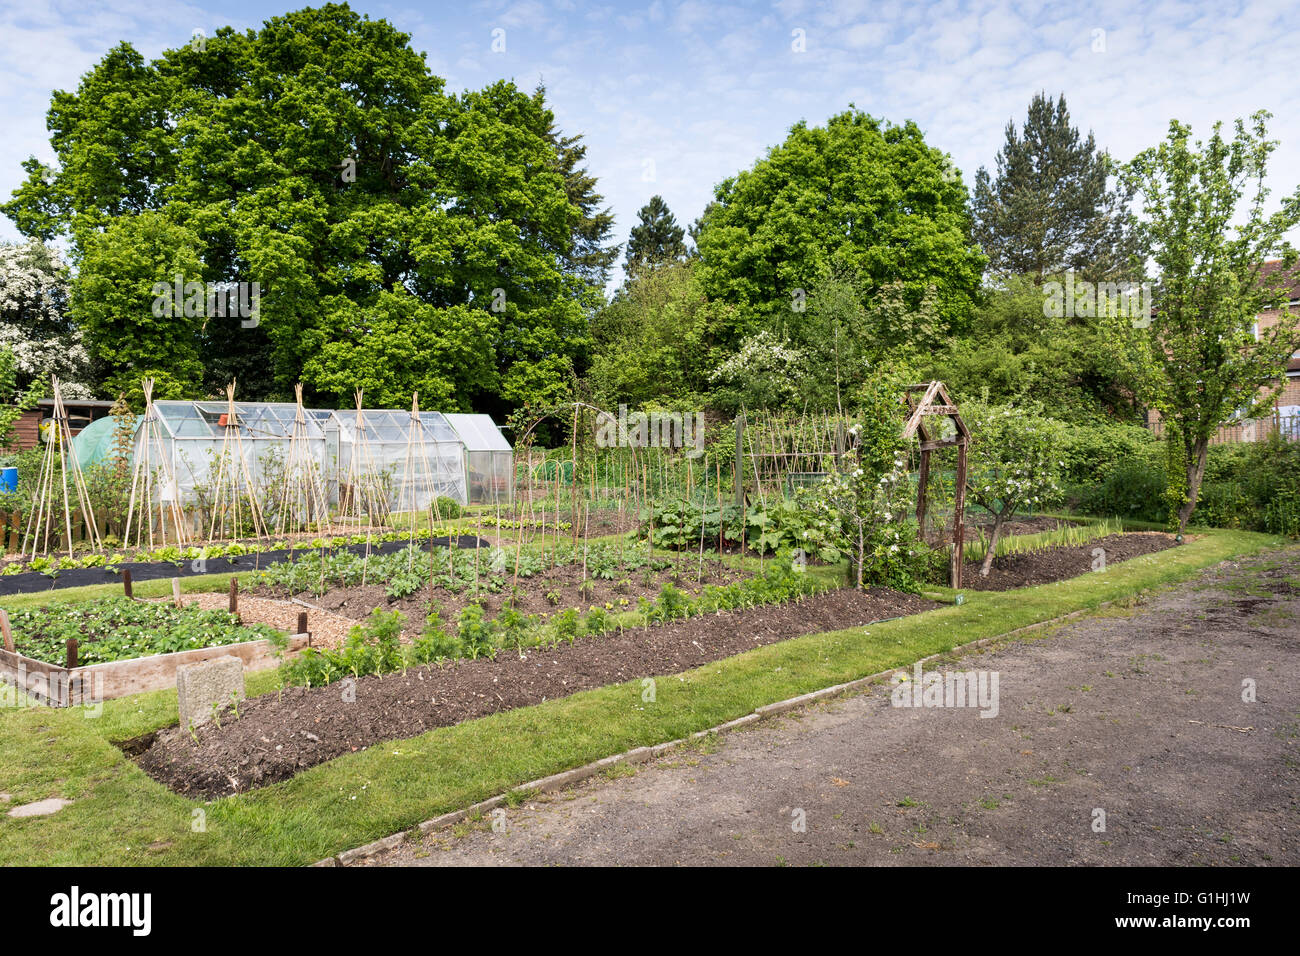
[903,382,970,588]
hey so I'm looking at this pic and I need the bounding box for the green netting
[70,415,139,471]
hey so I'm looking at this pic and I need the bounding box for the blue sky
[2,0,1299,279]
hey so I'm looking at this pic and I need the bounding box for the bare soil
[256,559,753,634]
[134,585,936,798]
[961,532,1176,590]
[366,547,1300,867]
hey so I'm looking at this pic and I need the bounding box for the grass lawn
[0,528,1288,865]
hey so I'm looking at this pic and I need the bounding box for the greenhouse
[154,400,332,519]
[70,400,513,521]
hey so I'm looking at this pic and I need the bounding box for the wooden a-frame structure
[902,381,970,589]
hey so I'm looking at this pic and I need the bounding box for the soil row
[136,585,937,797]
[961,532,1176,590]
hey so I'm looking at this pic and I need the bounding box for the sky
[2,0,1299,281]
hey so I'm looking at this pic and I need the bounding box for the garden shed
[445,413,514,505]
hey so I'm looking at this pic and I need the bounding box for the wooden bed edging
[0,634,309,707]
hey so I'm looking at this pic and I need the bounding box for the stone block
[177,655,245,730]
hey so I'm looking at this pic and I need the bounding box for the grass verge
[0,529,1286,865]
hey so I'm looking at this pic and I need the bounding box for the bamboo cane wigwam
[24,377,105,558]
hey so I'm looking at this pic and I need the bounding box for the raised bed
[0,632,310,707]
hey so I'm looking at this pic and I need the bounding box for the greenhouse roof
[141,401,508,450]
[151,400,324,440]
[445,413,512,452]
[329,409,460,444]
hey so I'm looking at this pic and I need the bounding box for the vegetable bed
[5,597,283,666]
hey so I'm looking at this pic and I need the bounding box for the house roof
[1258,260,1300,300]
[35,398,116,409]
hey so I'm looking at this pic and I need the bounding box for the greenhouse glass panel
[445,413,514,505]
[328,409,468,510]
[143,401,330,528]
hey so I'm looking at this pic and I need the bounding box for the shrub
[1072,461,1167,521]
[434,496,462,520]
[1057,422,1157,484]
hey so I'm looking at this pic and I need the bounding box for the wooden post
[0,608,13,653]
[297,610,311,647]
[122,567,134,599]
[916,448,931,536]
[65,637,78,670]
[171,576,182,607]
[734,413,745,510]
[951,439,968,589]
[228,577,239,618]
[570,405,579,553]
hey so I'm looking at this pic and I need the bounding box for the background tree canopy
[2,3,612,413]
[972,92,1134,283]
[692,108,986,344]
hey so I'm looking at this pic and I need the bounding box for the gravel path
[147,592,363,648]
[366,547,1300,867]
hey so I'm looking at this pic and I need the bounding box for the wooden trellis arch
[903,381,970,589]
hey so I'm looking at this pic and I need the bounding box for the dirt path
[366,547,1300,867]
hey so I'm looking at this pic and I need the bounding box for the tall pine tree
[625,195,687,274]
[973,92,1133,281]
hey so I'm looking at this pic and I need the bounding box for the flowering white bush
[801,371,933,591]
[0,239,91,396]
[803,446,927,590]
[709,331,805,410]
[963,399,1066,576]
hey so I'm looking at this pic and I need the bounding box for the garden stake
[581,502,589,590]
[203,380,266,546]
[122,568,133,599]
[229,577,239,619]
[716,456,723,570]
[0,608,13,653]
[172,577,182,607]
[697,458,708,584]
[570,404,579,553]
[65,637,77,670]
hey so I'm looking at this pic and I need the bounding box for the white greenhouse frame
[129,401,513,527]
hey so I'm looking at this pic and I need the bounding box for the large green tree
[3,4,610,415]
[972,92,1133,282]
[1109,111,1300,533]
[72,213,206,400]
[693,109,984,340]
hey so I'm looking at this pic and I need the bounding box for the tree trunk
[856,525,865,590]
[979,511,1006,578]
[1176,437,1210,535]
